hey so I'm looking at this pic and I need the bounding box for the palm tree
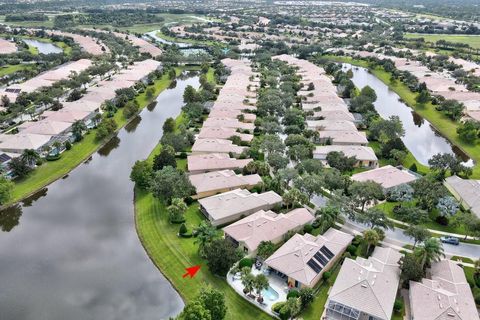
[21,149,39,167]
[415,237,445,270]
[72,120,87,142]
[316,206,339,232]
[363,229,380,256]
[254,274,269,303]
[194,221,217,257]
[241,269,255,295]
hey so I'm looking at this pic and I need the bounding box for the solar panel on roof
[320,246,334,259]
[313,251,329,266]
[307,258,323,274]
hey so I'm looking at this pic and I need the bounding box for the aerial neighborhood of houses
[1,2,480,320]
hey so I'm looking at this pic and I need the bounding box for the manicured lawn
[326,55,480,178]
[134,189,273,320]
[404,33,480,49]
[368,141,429,175]
[0,64,35,77]
[7,72,175,206]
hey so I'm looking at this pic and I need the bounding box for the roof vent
[361,283,368,288]
[447,313,455,317]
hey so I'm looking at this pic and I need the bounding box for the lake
[23,39,63,54]
[0,73,200,320]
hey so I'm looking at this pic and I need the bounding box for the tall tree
[404,225,430,249]
[348,181,384,213]
[194,221,218,257]
[204,239,243,276]
[414,237,445,270]
[149,166,195,203]
[363,229,380,255]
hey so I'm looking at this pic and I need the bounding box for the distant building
[444,175,480,218]
[187,153,252,174]
[189,170,262,199]
[409,260,479,320]
[223,208,314,255]
[351,165,418,191]
[325,247,402,320]
[265,229,353,288]
[191,139,246,156]
[314,145,378,168]
[317,130,368,146]
[198,189,282,226]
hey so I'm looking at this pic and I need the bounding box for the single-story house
[351,165,418,191]
[187,153,252,174]
[0,133,53,154]
[223,208,315,255]
[317,130,368,146]
[191,139,246,156]
[19,119,71,136]
[311,110,356,121]
[307,120,357,131]
[202,117,255,131]
[198,127,253,142]
[264,228,353,289]
[314,145,378,168]
[325,247,402,320]
[444,175,480,218]
[189,169,262,199]
[409,260,478,320]
[198,189,282,226]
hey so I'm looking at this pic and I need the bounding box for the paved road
[312,195,480,259]
[344,219,480,259]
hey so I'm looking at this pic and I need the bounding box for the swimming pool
[262,286,280,301]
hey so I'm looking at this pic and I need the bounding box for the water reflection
[343,64,473,166]
[21,188,48,207]
[147,101,157,111]
[22,39,62,54]
[0,204,22,232]
[125,115,142,133]
[97,136,120,157]
[0,75,200,320]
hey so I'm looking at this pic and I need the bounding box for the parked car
[440,236,459,245]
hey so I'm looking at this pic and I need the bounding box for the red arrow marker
[183,265,201,279]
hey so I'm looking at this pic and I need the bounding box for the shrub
[46,154,61,161]
[343,252,352,259]
[435,215,449,226]
[393,299,403,313]
[179,223,187,235]
[287,290,299,299]
[347,244,357,255]
[409,163,417,172]
[239,258,253,269]
[303,224,313,234]
[311,219,320,229]
[279,305,291,320]
[322,271,332,280]
[179,152,187,159]
[352,235,362,246]
[65,141,72,150]
[271,302,285,313]
[474,290,480,305]
[184,196,194,205]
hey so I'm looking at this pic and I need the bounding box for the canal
[343,64,473,166]
[0,73,200,320]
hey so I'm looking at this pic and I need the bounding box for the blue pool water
[262,286,280,301]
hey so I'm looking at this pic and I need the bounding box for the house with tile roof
[314,145,378,168]
[189,170,263,199]
[198,189,282,226]
[223,208,315,255]
[444,175,480,218]
[351,165,418,191]
[265,229,353,289]
[187,153,252,174]
[325,247,402,320]
[409,260,479,320]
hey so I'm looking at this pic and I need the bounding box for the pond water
[0,73,200,320]
[23,39,63,55]
[145,31,190,48]
[343,64,473,166]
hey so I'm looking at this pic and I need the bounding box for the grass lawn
[326,55,480,178]
[404,33,480,49]
[0,64,32,77]
[7,71,176,206]
[368,141,429,175]
[135,190,273,320]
